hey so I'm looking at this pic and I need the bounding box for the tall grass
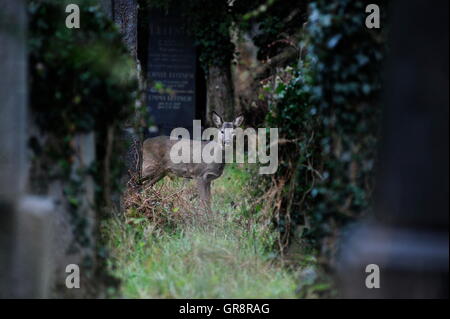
[104,216,297,298]
[102,163,301,298]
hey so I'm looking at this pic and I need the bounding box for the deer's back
[142,136,225,180]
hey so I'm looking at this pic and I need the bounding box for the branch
[252,46,299,81]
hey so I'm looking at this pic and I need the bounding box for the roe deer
[141,112,244,210]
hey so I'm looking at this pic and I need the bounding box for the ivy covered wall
[265,0,387,258]
[27,0,137,297]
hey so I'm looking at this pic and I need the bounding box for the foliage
[28,0,138,293]
[29,0,137,206]
[265,0,387,252]
[237,0,309,60]
[29,0,137,136]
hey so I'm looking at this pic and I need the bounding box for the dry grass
[122,176,212,230]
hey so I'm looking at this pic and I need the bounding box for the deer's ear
[233,114,244,127]
[211,111,223,127]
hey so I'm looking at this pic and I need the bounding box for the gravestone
[1,0,54,298]
[0,0,28,200]
[0,0,27,297]
[147,10,197,136]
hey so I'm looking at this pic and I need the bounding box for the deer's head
[211,111,244,148]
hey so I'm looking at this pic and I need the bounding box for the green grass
[103,163,299,298]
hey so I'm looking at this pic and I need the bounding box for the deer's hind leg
[141,163,166,187]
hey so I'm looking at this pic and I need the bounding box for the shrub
[264,0,387,255]
[27,0,138,294]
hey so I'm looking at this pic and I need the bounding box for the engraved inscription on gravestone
[147,10,196,136]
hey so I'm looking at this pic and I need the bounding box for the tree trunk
[110,0,143,213]
[206,64,235,124]
[113,0,138,59]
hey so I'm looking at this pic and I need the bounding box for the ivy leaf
[327,34,342,49]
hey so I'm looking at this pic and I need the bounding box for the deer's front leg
[196,178,212,212]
